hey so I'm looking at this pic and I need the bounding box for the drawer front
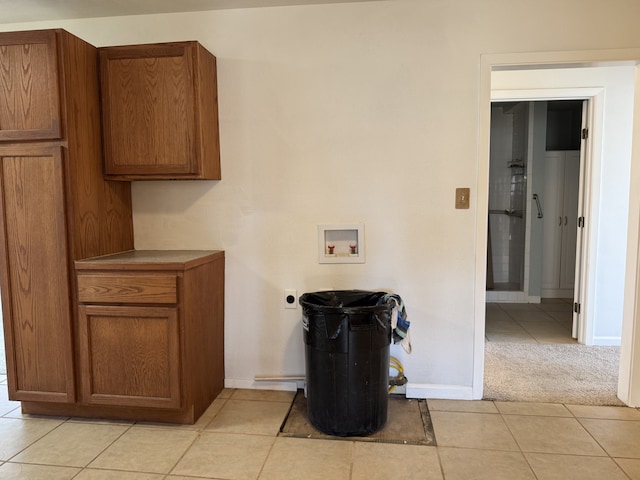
[78,274,177,304]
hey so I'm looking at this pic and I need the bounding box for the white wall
[492,67,636,346]
[2,0,640,399]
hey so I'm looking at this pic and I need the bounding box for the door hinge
[582,128,589,139]
[574,302,581,314]
[578,216,585,228]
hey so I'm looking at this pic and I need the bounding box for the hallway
[486,299,576,344]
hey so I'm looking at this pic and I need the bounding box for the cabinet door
[99,42,220,180]
[0,147,75,402]
[0,30,62,141]
[100,43,194,176]
[541,151,563,291]
[541,151,580,295]
[559,151,580,290]
[78,305,181,409]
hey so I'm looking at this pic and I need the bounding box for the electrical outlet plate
[284,289,297,309]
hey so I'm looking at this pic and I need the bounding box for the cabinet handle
[564,216,568,226]
[559,216,562,226]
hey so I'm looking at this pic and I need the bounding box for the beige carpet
[484,342,624,406]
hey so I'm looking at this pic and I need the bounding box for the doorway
[484,93,627,403]
[483,99,609,402]
[473,56,640,405]
[487,99,584,310]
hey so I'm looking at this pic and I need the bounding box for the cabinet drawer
[77,274,177,304]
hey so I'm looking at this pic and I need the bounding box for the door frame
[474,49,640,405]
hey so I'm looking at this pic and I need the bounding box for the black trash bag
[300,290,393,436]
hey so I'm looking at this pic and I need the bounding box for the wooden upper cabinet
[0,30,62,141]
[99,42,221,180]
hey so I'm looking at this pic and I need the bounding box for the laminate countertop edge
[75,250,224,271]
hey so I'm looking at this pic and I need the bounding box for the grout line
[165,428,203,477]
[433,444,447,480]
[4,416,69,463]
[255,432,279,479]
[71,421,134,474]
[572,416,617,461]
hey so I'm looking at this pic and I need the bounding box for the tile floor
[1,376,640,479]
[486,298,577,344]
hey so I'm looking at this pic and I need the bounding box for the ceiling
[0,0,377,24]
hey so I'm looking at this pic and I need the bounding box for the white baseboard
[485,292,541,304]
[486,291,528,302]
[405,383,474,400]
[225,378,301,391]
[541,288,574,298]
[226,379,479,401]
[592,336,622,346]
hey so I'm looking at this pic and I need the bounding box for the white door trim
[474,49,640,405]
[619,65,640,406]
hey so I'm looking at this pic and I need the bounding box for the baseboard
[485,293,541,304]
[592,336,622,346]
[227,378,478,401]
[486,291,528,302]
[405,383,474,400]
[225,378,301,391]
[541,288,574,298]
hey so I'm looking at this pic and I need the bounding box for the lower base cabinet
[21,250,225,424]
[78,305,182,409]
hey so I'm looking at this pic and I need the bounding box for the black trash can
[300,290,392,436]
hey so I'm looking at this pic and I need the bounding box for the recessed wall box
[318,224,365,264]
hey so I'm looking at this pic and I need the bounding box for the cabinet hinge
[578,216,585,228]
[582,128,589,140]
[574,302,581,314]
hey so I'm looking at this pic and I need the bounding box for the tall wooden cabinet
[541,150,580,297]
[0,30,134,403]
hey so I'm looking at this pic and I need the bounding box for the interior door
[572,100,589,340]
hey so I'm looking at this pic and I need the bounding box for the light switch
[456,188,470,209]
